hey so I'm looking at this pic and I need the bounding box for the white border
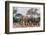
[9,3,43,32]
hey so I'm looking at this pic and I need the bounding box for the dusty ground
[13,22,40,28]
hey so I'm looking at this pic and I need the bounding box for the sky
[14,7,31,16]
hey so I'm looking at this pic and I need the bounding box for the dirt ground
[13,22,40,28]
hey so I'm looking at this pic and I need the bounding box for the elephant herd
[15,16,40,27]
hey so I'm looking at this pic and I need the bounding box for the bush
[13,16,21,23]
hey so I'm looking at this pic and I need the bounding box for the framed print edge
[5,1,45,34]
[5,1,9,34]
